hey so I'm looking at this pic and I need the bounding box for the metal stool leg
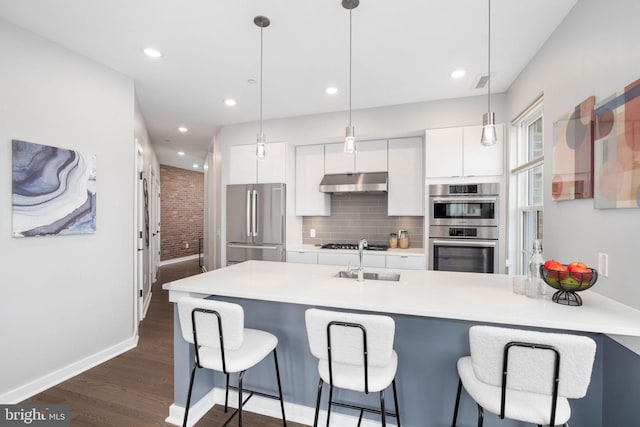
[392,379,401,427]
[183,363,197,427]
[224,373,230,412]
[380,389,387,427]
[272,349,287,426]
[451,378,462,427]
[476,403,484,427]
[313,379,323,427]
[325,385,334,427]
[238,370,246,427]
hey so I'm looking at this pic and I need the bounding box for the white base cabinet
[385,254,426,270]
[287,251,318,264]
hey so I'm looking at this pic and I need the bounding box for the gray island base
[164,261,640,426]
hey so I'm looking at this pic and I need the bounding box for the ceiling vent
[472,73,495,90]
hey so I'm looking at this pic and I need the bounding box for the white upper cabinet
[425,125,504,178]
[324,139,388,174]
[462,125,504,177]
[425,127,463,178]
[388,137,424,216]
[228,142,287,184]
[295,144,330,216]
[355,139,388,172]
[257,142,287,183]
[324,142,355,174]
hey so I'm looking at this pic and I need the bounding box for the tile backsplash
[302,193,424,248]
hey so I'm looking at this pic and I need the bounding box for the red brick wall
[160,165,204,261]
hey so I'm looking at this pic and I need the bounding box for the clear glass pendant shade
[480,112,498,146]
[344,126,355,155]
[256,132,266,159]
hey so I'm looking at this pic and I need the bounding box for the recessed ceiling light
[325,86,339,95]
[450,69,467,79]
[224,98,237,106]
[193,164,199,168]
[142,47,163,58]
[178,126,188,133]
[177,151,185,156]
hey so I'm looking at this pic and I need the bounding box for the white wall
[215,94,507,265]
[0,19,137,401]
[506,0,640,350]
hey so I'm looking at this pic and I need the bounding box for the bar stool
[305,308,401,427]
[177,297,287,427]
[451,325,596,427]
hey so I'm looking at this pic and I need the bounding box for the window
[511,98,544,275]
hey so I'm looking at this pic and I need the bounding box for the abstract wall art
[551,96,595,201]
[593,78,640,209]
[12,139,97,237]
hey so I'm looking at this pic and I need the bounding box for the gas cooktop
[320,243,389,251]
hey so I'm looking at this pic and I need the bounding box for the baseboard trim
[160,254,199,266]
[0,336,137,404]
[165,387,397,427]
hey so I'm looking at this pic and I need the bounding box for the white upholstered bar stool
[177,297,287,427]
[451,325,596,427]
[305,308,401,427]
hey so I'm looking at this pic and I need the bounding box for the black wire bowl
[540,265,598,306]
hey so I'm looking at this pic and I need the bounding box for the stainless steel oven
[429,183,501,274]
[428,225,499,273]
[430,183,499,227]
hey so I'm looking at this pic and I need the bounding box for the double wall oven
[428,183,500,273]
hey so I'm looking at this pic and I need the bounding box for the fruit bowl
[540,264,598,306]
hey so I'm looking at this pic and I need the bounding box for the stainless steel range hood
[319,172,388,193]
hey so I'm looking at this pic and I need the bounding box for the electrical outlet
[598,252,609,277]
[310,228,316,238]
[185,242,189,249]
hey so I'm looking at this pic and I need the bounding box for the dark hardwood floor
[25,260,305,427]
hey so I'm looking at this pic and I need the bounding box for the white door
[152,172,160,283]
[135,144,145,322]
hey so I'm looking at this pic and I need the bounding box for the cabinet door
[228,144,257,184]
[363,254,386,268]
[296,145,330,216]
[324,142,355,174]
[287,251,318,264]
[462,125,504,177]
[257,142,287,183]
[388,137,424,216]
[317,252,358,266]
[386,254,426,270]
[425,127,463,178]
[355,139,388,172]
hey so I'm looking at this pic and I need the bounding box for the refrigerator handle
[246,189,252,237]
[252,189,258,237]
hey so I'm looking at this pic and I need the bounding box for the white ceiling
[0,0,577,169]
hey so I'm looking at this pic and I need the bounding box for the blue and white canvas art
[12,139,96,237]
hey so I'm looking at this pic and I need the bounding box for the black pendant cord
[349,8,353,128]
[260,25,264,135]
[487,0,491,114]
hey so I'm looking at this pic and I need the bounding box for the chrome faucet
[357,239,368,282]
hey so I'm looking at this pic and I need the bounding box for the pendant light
[480,0,498,146]
[342,0,359,155]
[254,15,270,159]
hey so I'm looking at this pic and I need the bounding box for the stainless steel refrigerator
[226,183,286,265]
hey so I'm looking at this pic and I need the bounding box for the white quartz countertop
[287,244,425,256]
[163,260,640,337]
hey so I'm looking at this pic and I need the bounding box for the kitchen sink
[336,270,401,282]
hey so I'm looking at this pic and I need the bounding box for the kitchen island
[163,261,640,426]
